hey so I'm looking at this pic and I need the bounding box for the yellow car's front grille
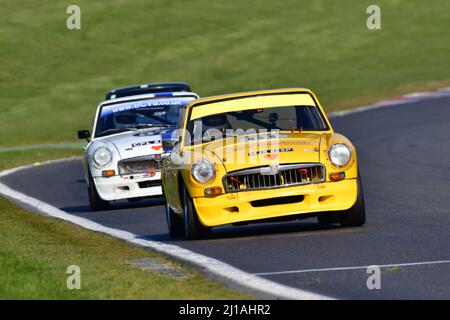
[223,163,325,193]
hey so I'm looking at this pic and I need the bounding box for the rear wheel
[163,189,184,237]
[88,174,109,211]
[182,186,210,239]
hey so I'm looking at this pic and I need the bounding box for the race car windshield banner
[100,97,195,117]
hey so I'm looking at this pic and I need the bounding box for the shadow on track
[135,220,356,243]
[61,197,165,213]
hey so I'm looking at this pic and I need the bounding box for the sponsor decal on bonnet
[248,148,293,157]
[131,140,161,148]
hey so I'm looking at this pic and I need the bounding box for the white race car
[77,82,199,210]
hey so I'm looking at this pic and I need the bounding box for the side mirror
[77,130,91,142]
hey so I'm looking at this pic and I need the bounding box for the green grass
[0,150,249,299]
[0,0,449,146]
[0,150,250,299]
[0,148,83,171]
[0,195,249,299]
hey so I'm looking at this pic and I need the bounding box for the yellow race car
[161,88,365,239]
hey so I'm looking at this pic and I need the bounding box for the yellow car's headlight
[328,143,352,167]
[191,158,216,183]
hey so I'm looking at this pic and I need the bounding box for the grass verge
[0,148,83,171]
[0,197,250,299]
[0,150,249,299]
[1,0,449,146]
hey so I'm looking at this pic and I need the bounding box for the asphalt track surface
[2,96,450,299]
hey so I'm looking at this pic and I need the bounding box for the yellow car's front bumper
[192,179,358,227]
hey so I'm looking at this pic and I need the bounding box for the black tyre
[182,186,210,239]
[339,175,366,227]
[163,190,184,237]
[88,174,109,211]
[317,212,339,226]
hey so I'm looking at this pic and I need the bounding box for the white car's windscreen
[95,97,195,137]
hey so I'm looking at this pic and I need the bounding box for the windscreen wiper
[96,128,136,137]
[134,124,173,129]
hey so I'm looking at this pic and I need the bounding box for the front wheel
[182,186,210,240]
[316,175,366,227]
[317,212,339,226]
[339,175,366,227]
[88,174,109,211]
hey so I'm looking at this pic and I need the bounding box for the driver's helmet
[113,112,137,129]
[199,113,232,140]
[202,114,231,132]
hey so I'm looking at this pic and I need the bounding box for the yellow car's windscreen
[185,94,328,145]
[189,93,316,120]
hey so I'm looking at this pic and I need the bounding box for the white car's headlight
[329,143,352,167]
[191,158,216,183]
[93,147,113,167]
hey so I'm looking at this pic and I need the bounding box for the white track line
[0,159,331,300]
[254,260,450,276]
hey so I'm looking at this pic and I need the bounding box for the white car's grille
[118,157,162,175]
